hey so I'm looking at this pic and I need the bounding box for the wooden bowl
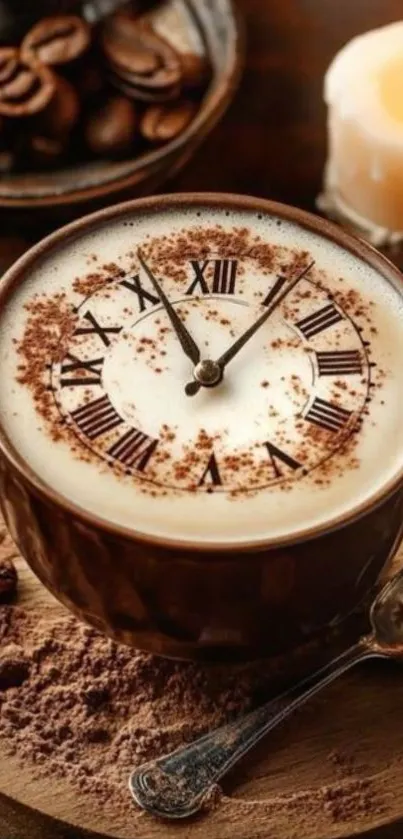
[0,0,244,220]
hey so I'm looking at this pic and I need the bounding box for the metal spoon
[129,568,403,819]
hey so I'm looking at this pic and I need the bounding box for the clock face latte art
[0,200,402,546]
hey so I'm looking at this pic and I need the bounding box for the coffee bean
[28,134,67,167]
[22,15,90,66]
[140,99,196,143]
[0,148,14,172]
[180,52,211,90]
[39,74,80,138]
[84,95,137,156]
[102,14,182,102]
[0,48,55,116]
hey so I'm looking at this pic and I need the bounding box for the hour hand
[137,250,200,366]
[185,260,315,396]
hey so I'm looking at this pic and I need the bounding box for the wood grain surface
[1,2,403,838]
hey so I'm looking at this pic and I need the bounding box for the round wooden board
[1,543,403,839]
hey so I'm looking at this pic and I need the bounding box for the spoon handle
[129,639,382,819]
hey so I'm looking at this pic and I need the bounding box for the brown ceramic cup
[0,193,402,662]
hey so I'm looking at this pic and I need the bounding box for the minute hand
[137,249,200,365]
[217,261,315,369]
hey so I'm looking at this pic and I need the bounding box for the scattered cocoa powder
[0,600,262,810]
[12,224,384,501]
[0,583,372,822]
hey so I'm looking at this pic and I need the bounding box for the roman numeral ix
[70,395,123,440]
[60,354,104,387]
[296,303,343,339]
[74,311,121,347]
[305,397,352,433]
[108,428,158,472]
[186,259,238,295]
[120,274,160,311]
[316,350,363,376]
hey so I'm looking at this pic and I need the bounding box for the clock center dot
[193,359,223,387]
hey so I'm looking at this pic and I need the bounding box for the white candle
[322,22,403,243]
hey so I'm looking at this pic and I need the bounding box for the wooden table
[2,2,403,837]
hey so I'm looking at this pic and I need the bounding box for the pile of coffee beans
[0,6,211,172]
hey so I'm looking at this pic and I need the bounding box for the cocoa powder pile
[0,546,388,835]
[0,601,259,808]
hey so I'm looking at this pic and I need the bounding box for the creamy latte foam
[0,199,402,546]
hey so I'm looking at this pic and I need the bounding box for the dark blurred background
[172,0,403,211]
[1,0,403,265]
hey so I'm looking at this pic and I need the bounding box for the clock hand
[185,261,315,396]
[137,250,201,366]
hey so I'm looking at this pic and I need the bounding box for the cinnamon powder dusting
[15,294,77,442]
[11,224,383,496]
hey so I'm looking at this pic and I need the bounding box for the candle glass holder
[317,172,403,271]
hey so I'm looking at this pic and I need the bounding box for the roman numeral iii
[70,395,123,439]
[305,397,352,433]
[316,350,363,376]
[108,428,158,471]
[186,259,238,295]
[296,304,343,339]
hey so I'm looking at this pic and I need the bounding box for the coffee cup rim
[1,191,402,554]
